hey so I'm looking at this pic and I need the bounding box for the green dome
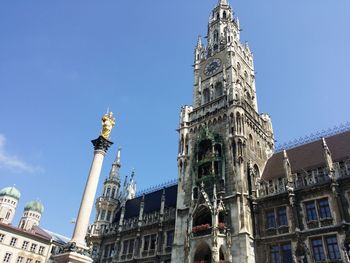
[25,201,44,214]
[0,186,21,200]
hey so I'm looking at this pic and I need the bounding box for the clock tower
[172,1,274,262]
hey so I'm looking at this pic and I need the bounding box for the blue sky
[0,0,349,237]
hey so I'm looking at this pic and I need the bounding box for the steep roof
[262,130,350,180]
[114,184,177,223]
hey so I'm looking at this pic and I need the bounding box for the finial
[101,112,116,140]
[322,137,328,148]
[116,146,122,164]
[218,0,228,5]
[283,149,288,159]
[197,35,202,47]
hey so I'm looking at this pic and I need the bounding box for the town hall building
[86,1,350,262]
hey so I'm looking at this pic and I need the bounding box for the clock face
[204,58,222,76]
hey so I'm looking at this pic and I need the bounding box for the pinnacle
[218,0,228,5]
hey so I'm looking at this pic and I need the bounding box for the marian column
[55,112,115,263]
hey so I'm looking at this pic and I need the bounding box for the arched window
[223,11,227,19]
[213,30,219,42]
[193,206,212,227]
[203,88,210,104]
[257,141,262,158]
[237,62,241,71]
[215,82,223,98]
[236,112,242,134]
[106,187,111,197]
[216,13,220,20]
[5,211,11,220]
[111,187,116,198]
[249,134,254,151]
[194,242,212,263]
[244,71,249,80]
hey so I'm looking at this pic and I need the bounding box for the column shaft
[71,150,105,247]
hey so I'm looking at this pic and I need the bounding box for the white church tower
[0,186,21,225]
[18,200,44,230]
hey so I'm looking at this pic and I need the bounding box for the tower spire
[109,146,121,180]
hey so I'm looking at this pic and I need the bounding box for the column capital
[91,136,113,153]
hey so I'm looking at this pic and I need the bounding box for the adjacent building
[0,187,68,263]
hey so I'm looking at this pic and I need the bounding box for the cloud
[0,134,43,174]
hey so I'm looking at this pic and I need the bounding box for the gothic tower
[172,1,274,262]
[93,147,122,233]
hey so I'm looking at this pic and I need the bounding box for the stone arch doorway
[194,242,212,263]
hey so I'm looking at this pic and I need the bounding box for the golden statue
[101,112,116,140]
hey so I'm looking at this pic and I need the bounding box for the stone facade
[87,1,350,263]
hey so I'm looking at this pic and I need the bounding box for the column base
[54,251,93,263]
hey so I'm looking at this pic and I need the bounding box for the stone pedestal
[54,251,93,263]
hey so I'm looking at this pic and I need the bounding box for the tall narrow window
[326,236,341,260]
[150,234,157,250]
[277,207,287,226]
[3,253,11,262]
[266,210,276,229]
[106,187,111,197]
[143,236,150,251]
[214,30,219,42]
[318,199,331,219]
[270,245,280,263]
[281,244,292,263]
[203,89,210,104]
[128,239,134,255]
[166,231,174,247]
[305,201,317,221]
[106,210,112,222]
[122,241,128,255]
[311,238,325,261]
[215,82,223,98]
[10,237,17,246]
[100,210,106,221]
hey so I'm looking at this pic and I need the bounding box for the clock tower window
[203,88,210,104]
[213,30,219,43]
[215,82,223,98]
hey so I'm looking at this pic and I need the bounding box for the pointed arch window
[106,187,111,197]
[213,30,219,43]
[203,88,210,104]
[215,82,223,98]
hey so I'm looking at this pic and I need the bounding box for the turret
[0,186,21,224]
[18,200,44,230]
[93,147,122,232]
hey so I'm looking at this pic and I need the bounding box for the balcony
[192,224,212,237]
